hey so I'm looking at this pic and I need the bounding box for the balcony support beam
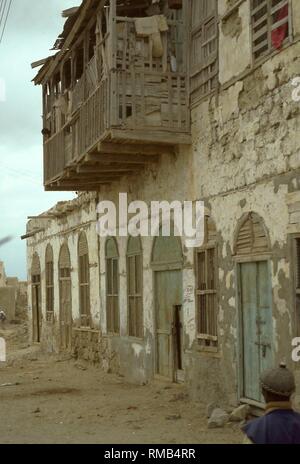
[85,152,159,165]
[76,165,143,174]
[97,142,175,157]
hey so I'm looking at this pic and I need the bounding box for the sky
[0,0,79,280]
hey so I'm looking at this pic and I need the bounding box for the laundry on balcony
[135,15,169,58]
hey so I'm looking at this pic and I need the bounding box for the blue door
[240,261,273,403]
[155,270,183,379]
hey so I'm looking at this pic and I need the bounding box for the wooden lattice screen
[235,213,269,256]
[196,217,218,348]
[190,0,218,104]
[106,238,120,335]
[251,0,290,61]
[127,237,143,339]
[78,232,91,327]
[45,245,54,316]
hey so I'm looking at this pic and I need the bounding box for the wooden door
[240,261,273,403]
[60,276,72,350]
[155,270,183,380]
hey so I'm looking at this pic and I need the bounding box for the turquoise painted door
[155,270,183,379]
[240,261,273,403]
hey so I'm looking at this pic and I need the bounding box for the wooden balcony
[41,2,191,191]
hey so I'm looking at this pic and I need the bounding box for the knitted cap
[260,363,296,397]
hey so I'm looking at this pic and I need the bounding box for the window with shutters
[78,232,91,327]
[195,217,218,349]
[127,237,143,339]
[106,238,120,335]
[190,0,218,104]
[234,212,270,256]
[45,245,54,322]
[295,237,300,336]
[251,0,291,62]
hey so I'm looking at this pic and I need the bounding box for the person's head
[260,363,296,403]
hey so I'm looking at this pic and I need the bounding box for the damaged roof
[32,0,155,85]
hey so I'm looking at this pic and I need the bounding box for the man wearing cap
[242,363,300,444]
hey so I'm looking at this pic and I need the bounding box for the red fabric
[271,4,289,50]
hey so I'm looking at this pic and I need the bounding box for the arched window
[45,244,54,318]
[127,236,143,338]
[106,238,119,334]
[234,212,270,256]
[195,216,218,349]
[78,232,90,327]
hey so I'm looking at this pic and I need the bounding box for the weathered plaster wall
[219,0,251,85]
[292,0,300,38]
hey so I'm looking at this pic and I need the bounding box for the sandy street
[0,325,243,445]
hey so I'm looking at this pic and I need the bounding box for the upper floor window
[251,0,290,61]
[127,236,143,339]
[190,0,218,103]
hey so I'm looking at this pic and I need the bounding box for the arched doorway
[59,243,72,349]
[234,212,273,404]
[31,253,42,343]
[152,228,183,381]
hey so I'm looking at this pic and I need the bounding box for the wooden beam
[45,186,105,191]
[57,178,117,185]
[97,142,174,156]
[110,129,192,146]
[62,7,80,18]
[66,170,125,179]
[76,165,143,174]
[85,152,158,164]
[40,0,106,84]
[65,174,124,182]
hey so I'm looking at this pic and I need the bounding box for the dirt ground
[0,324,244,444]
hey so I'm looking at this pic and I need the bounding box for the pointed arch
[234,212,271,257]
[59,242,71,272]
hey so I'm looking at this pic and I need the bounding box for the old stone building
[24,0,300,409]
